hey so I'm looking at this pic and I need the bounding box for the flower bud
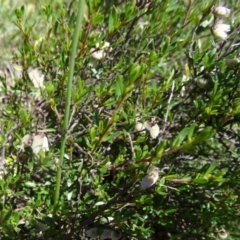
[141,167,159,190]
[218,228,228,239]
[149,124,160,139]
[225,58,240,68]
[135,122,146,132]
[213,23,230,40]
[213,6,231,18]
[196,78,207,88]
[31,133,49,155]
[21,134,33,149]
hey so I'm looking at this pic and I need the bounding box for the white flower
[20,133,49,155]
[180,74,189,97]
[21,134,33,149]
[149,124,160,139]
[141,167,159,190]
[31,133,49,155]
[143,121,151,131]
[217,228,228,239]
[138,20,149,30]
[213,6,231,18]
[91,42,111,60]
[225,58,240,68]
[143,121,160,139]
[213,23,230,40]
[28,68,45,88]
[135,122,146,132]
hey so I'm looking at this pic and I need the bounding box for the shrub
[0,0,240,239]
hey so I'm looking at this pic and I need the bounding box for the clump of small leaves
[1,0,240,239]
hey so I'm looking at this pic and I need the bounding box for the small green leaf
[25,181,37,188]
[159,177,165,186]
[103,98,117,107]
[212,79,218,97]
[204,161,219,177]
[187,123,196,140]
[115,75,124,97]
[129,63,145,83]
[214,178,228,183]
[102,131,121,142]
[194,127,216,144]
[108,6,119,32]
[172,127,190,148]
[83,136,92,148]
[89,127,96,141]
[193,100,199,109]
[193,178,208,184]
[45,82,56,96]
[3,208,12,222]
[156,141,166,156]
[91,12,104,25]
[19,109,31,126]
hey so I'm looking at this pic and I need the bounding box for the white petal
[213,28,228,40]
[42,136,49,151]
[135,122,145,132]
[91,49,105,60]
[213,23,231,40]
[101,41,110,49]
[214,6,231,18]
[143,121,151,131]
[31,134,49,155]
[141,167,159,189]
[31,135,44,155]
[28,68,45,88]
[91,41,111,60]
[218,228,228,239]
[149,124,160,139]
[21,134,33,149]
[217,23,231,32]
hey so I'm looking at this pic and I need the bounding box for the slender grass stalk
[54,0,85,205]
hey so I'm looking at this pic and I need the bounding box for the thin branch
[127,132,136,159]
